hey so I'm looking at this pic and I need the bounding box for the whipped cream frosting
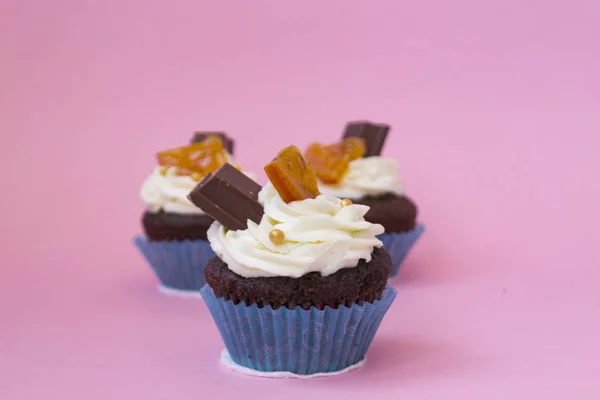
[317,156,405,199]
[141,166,255,215]
[207,182,384,278]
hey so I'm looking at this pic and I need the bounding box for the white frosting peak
[318,156,404,199]
[141,166,206,214]
[141,165,255,215]
[208,182,384,278]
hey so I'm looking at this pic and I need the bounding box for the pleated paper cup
[133,235,215,294]
[378,223,425,277]
[201,284,397,377]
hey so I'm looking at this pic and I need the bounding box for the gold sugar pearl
[269,229,285,245]
[158,166,169,176]
[191,172,203,181]
[340,199,353,207]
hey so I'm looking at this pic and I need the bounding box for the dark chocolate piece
[188,163,263,230]
[342,121,390,157]
[191,131,234,154]
[205,247,391,310]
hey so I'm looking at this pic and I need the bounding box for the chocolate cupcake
[304,121,425,277]
[189,147,397,377]
[133,133,255,296]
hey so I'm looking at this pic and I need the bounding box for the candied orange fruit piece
[303,137,366,184]
[156,136,228,177]
[264,145,320,203]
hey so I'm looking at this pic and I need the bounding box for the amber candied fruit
[156,136,227,177]
[264,146,320,203]
[303,137,366,184]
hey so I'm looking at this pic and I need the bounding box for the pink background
[2,0,600,398]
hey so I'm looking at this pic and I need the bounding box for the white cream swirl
[208,182,384,278]
[317,156,405,199]
[141,166,255,215]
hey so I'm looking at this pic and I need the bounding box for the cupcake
[188,147,397,377]
[304,121,424,277]
[133,133,254,296]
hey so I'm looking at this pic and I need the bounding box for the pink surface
[1,0,600,398]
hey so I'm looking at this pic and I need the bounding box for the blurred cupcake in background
[191,131,235,157]
[304,121,424,277]
[189,146,397,377]
[134,133,255,296]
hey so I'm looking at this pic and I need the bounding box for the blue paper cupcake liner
[200,284,397,376]
[133,235,215,292]
[378,223,425,277]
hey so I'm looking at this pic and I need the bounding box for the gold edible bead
[159,166,169,176]
[269,229,285,245]
[340,199,353,207]
[191,172,203,181]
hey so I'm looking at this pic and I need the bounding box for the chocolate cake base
[354,193,418,233]
[205,247,391,310]
[142,211,214,242]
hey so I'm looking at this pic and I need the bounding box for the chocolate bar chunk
[342,121,390,157]
[191,131,235,154]
[188,163,263,231]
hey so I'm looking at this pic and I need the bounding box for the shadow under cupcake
[188,146,397,377]
[305,121,425,277]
